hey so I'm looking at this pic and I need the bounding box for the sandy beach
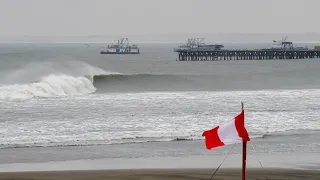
[1,168,320,180]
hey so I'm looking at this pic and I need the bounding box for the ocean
[0,43,319,171]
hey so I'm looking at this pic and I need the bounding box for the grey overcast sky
[0,0,319,37]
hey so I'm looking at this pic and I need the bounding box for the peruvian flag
[202,110,250,149]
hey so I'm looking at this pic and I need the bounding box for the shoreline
[1,153,319,173]
[1,138,319,173]
[1,168,320,180]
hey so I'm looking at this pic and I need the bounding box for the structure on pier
[174,37,224,51]
[174,37,320,61]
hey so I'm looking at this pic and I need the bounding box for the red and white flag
[202,110,250,149]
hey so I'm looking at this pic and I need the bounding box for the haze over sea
[0,42,320,171]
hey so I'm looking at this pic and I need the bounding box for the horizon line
[2,32,320,37]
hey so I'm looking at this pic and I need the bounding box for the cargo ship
[100,38,140,54]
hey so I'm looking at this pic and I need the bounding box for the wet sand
[1,168,320,180]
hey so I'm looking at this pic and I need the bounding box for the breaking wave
[0,74,97,99]
[0,60,126,99]
[0,73,190,99]
[1,129,319,149]
[0,135,202,149]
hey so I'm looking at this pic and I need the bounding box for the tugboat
[100,38,140,54]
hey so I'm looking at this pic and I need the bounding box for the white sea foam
[0,74,97,99]
[1,89,320,148]
[0,61,121,99]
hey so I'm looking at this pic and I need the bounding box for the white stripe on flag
[218,119,242,145]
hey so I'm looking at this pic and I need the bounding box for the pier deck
[175,50,320,61]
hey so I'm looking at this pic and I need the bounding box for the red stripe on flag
[234,110,250,142]
[202,126,225,149]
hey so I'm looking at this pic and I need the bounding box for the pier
[174,37,320,61]
[175,49,320,61]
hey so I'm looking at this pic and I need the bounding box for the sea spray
[0,74,97,99]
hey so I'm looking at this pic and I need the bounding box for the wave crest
[92,74,165,81]
[0,74,97,99]
[0,73,170,99]
[90,73,194,92]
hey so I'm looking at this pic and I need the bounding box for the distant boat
[100,38,140,54]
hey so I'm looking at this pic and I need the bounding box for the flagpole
[241,102,247,180]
